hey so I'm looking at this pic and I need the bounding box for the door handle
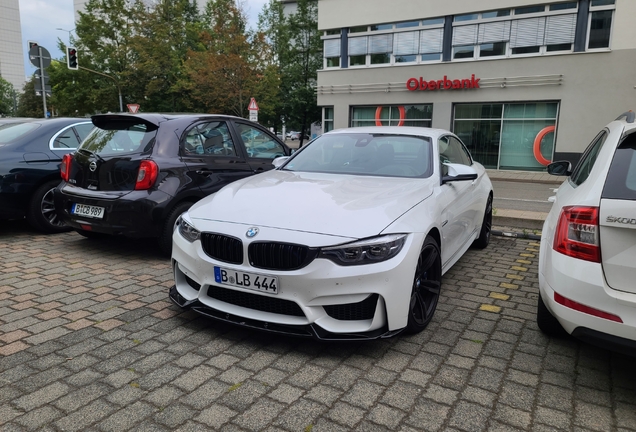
[195,169,213,175]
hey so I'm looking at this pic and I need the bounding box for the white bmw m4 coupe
[169,127,493,340]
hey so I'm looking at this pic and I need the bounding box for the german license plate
[214,266,278,294]
[71,203,105,219]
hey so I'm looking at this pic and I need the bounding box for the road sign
[249,111,258,122]
[29,46,51,68]
[127,104,140,114]
[248,98,259,111]
[34,69,49,85]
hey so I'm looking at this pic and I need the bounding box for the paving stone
[404,399,450,431]
[14,405,63,430]
[97,401,155,431]
[13,381,70,411]
[194,405,237,429]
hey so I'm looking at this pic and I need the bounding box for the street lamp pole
[56,28,75,45]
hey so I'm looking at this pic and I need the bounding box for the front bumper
[171,221,425,340]
[54,183,172,238]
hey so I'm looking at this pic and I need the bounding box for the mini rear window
[601,131,636,200]
[80,122,158,155]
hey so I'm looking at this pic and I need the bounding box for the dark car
[0,117,94,232]
[54,113,290,254]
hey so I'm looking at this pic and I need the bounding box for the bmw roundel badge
[246,227,259,238]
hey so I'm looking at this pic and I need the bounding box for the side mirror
[272,156,290,169]
[547,160,572,176]
[441,163,478,184]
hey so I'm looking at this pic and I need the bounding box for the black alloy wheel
[473,194,493,249]
[27,180,71,234]
[406,236,442,334]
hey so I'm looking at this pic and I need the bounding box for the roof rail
[615,111,635,123]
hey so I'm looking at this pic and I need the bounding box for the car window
[184,121,236,156]
[52,125,81,149]
[439,136,472,166]
[570,130,608,187]
[283,133,432,178]
[74,123,95,143]
[0,123,39,145]
[80,122,157,155]
[601,131,636,200]
[235,123,286,159]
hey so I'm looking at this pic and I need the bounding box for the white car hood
[189,170,435,238]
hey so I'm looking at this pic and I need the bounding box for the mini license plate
[71,203,105,219]
[214,267,278,294]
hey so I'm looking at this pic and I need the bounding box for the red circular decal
[375,106,406,126]
[533,126,555,166]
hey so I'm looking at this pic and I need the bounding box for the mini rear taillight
[135,160,158,190]
[60,154,72,182]
[553,206,600,263]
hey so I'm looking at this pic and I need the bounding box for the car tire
[537,293,567,336]
[26,180,71,234]
[75,229,109,239]
[405,236,442,334]
[159,201,193,256]
[472,194,493,249]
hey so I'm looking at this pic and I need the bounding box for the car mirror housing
[547,160,572,176]
[441,163,478,184]
[272,156,290,168]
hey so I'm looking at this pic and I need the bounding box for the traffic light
[66,47,78,70]
[28,41,38,50]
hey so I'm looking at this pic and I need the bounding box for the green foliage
[0,76,15,116]
[33,0,320,126]
[16,77,44,118]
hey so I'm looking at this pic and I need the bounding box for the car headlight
[319,234,407,266]
[177,215,200,243]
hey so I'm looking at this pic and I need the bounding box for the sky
[19,0,270,75]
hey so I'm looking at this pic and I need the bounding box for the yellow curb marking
[520,253,535,258]
[526,248,539,252]
[489,292,510,301]
[506,274,524,280]
[500,282,518,289]
[480,304,501,313]
[529,242,541,247]
[516,259,531,265]
[511,266,528,272]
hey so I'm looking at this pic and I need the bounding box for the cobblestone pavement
[1,220,635,432]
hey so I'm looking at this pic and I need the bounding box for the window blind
[369,34,393,53]
[544,14,576,44]
[324,39,340,58]
[510,17,546,47]
[348,36,368,56]
[452,24,478,46]
[394,31,419,55]
[478,21,511,44]
[420,28,443,53]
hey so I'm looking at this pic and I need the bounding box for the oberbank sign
[406,74,480,91]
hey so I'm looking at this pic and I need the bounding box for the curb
[492,229,542,241]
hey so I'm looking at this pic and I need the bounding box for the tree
[259,0,322,143]
[0,76,15,116]
[16,78,44,118]
[180,0,260,116]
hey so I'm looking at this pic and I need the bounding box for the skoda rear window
[0,123,39,145]
[80,122,158,155]
[601,131,636,200]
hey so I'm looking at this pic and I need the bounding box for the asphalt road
[492,180,557,214]
[1,220,635,431]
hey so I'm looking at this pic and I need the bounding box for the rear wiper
[78,148,106,163]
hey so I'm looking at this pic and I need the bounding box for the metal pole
[38,47,47,118]
[78,65,123,112]
[118,89,123,113]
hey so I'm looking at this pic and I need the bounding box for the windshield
[0,123,39,145]
[283,133,433,178]
[79,122,158,155]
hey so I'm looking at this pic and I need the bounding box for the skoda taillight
[60,154,72,182]
[553,206,600,263]
[135,160,158,190]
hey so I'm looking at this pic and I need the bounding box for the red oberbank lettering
[406,74,481,91]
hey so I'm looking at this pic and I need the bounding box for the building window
[588,1,614,50]
[454,102,559,171]
[324,38,340,68]
[323,107,334,133]
[351,105,432,128]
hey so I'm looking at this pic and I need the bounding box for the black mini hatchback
[54,113,290,253]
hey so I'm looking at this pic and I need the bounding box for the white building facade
[317,0,635,170]
[0,0,26,92]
